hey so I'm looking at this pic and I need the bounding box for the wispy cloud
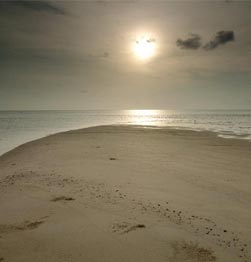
[8,0,66,15]
[203,31,235,50]
[176,34,202,50]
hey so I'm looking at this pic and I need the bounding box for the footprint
[0,220,44,234]
[112,222,146,234]
[51,196,75,202]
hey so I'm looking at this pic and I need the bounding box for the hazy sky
[0,0,250,110]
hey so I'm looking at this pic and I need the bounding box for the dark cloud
[7,0,66,15]
[176,34,202,50]
[135,37,155,44]
[203,31,234,50]
[177,31,235,51]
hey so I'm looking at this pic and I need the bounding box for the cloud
[147,38,155,43]
[102,52,109,58]
[87,51,109,59]
[8,0,66,15]
[203,31,234,50]
[176,31,235,51]
[135,37,155,44]
[176,34,202,50]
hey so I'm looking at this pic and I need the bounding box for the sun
[133,36,156,60]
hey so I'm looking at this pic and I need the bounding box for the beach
[0,125,250,261]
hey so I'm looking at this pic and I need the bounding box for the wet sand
[0,125,250,262]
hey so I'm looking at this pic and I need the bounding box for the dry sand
[0,125,250,262]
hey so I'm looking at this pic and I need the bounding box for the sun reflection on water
[126,110,164,126]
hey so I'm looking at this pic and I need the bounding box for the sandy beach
[0,125,250,262]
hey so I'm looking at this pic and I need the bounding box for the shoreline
[0,125,250,262]
[1,124,250,158]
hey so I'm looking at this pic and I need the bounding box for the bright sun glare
[133,36,156,60]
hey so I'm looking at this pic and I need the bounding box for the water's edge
[1,110,250,156]
[1,124,250,158]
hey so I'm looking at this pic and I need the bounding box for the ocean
[0,110,250,156]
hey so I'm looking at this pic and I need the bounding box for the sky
[0,0,250,110]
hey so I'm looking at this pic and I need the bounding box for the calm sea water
[0,110,251,156]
